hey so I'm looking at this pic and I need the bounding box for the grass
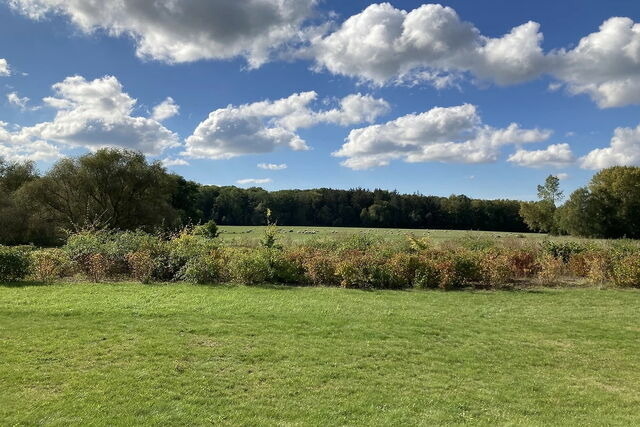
[2,283,640,425]
[217,225,592,246]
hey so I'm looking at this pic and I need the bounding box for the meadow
[216,225,598,247]
[2,282,640,425]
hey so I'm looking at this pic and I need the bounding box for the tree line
[0,148,529,245]
[2,148,639,245]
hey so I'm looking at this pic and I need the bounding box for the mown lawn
[1,283,639,425]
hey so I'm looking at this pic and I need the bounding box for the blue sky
[2,0,640,200]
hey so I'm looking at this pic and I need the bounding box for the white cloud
[0,58,10,76]
[0,121,61,162]
[507,143,575,168]
[184,91,389,159]
[311,3,547,86]
[311,5,640,108]
[581,124,640,169]
[151,97,179,121]
[20,75,179,155]
[551,18,640,108]
[556,173,569,181]
[237,178,272,185]
[6,92,31,110]
[161,157,189,167]
[9,0,316,68]
[258,163,287,170]
[333,104,551,169]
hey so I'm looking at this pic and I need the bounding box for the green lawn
[2,283,640,425]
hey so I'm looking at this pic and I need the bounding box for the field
[2,282,640,425]
[217,225,575,245]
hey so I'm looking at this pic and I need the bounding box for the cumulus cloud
[237,178,272,185]
[161,157,189,167]
[507,143,575,168]
[0,58,10,76]
[151,97,179,121]
[551,18,640,108]
[0,121,61,162]
[581,124,640,169]
[258,163,287,170]
[9,0,316,68]
[333,104,551,169]
[311,3,547,86]
[556,173,569,181]
[184,91,389,159]
[6,92,32,110]
[19,75,179,155]
[311,4,640,107]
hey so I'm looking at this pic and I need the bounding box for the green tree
[537,175,564,205]
[24,148,178,231]
[520,175,564,233]
[557,166,640,238]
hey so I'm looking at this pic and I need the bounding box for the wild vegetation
[1,224,639,289]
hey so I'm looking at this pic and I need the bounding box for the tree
[520,175,564,233]
[537,175,564,206]
[25,148,178,231]
[557,166,640,238]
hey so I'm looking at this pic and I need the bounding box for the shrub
[612,254,640,288]
[86,253,111,283]
[541,240,587,263]
[536,254,565,286]
[479,250,514,288]
[413,258,442,289]
[30,249,72,283]
[0,246,31,282]
[584,252,612,284]
[181,250,227,284]
[508,249,539,278]
[227,249,271,285]
[386,253,423,288]
[440,250,482,290]
[169,231,218,262]
[126,251,156,284]
[64,230,109,265]
[287,247,338,286]
[269,250,305,284]
[192,220,219,239]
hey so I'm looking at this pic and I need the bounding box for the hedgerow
[2,229,640,290]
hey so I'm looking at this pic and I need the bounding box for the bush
[192,220,219,239]
[479,249,514,288]
[269,250,305,284]
[287,247,338,286]
[86,253,111,282]
[0,246,31,282]
[413,258,442,289]
[126,251,156,284]
[508,249,539,278]
[541,240,587,263]
[30,249,72,283]
[227,249,271,285]
[181,250,228,284]
[439,250,482,290]
[536,254,565,286]
[612,254,640,288]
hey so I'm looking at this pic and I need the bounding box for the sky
[1,0,640,200]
